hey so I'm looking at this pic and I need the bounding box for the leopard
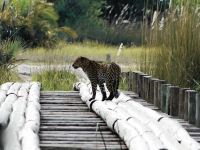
[72,56,121,101]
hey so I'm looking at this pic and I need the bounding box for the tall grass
[0,68,19,85]
[141,1,200,89]
[31,66,129,91]
[32,68,77,91]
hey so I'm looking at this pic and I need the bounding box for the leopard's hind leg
[89,82,97,101]
[105,81,114,100]
[99,82,107,101]
[114,77,120,98]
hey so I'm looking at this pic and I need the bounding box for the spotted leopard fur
[72,56,121,101]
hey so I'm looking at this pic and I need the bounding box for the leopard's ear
[80,56,85,61]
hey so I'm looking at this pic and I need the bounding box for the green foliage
[0,39,24,69]
[32,68,77,91]
[48,0,104,27]
[0,39,23,84]
[48,0,104,42]
[140,0,200,89]
[9,0,32,15]
[0,0,77,48]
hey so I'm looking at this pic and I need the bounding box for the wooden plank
[40,131,115,135]
[185,128,200,132]
[40,144,128,150]
[41,106,89,110]
[40,97,82,100]
[41,119,104,123]
[41,122,107,126]
[41,104,87,107]
[40,109,90,112]
[40,126,110,131]
[40,100,84,104]
[41,91,79,94]
[41,119,105,123]
[40,140,125,145]
[40,98,84,100]
[41,115,99,118]
[39,133,118,138]
[40,95,80,99]
[40,111,95,115]
[41,91,79,95]
[188,132,200,136]
[40,137,121,141]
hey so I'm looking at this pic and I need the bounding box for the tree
[47,0,107,41]
[48,0,105,27]
[0,0,77,47]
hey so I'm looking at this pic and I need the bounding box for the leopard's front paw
[115,90,121,98]
[102,95,107,101]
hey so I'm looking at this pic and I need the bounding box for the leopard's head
[72,56,88,69]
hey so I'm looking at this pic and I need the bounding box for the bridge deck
[39,91,127,150]
[39,91,200,150]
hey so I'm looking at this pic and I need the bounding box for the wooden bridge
[1,70,200,150]
[39,90,200,150]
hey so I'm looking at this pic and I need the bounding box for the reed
[141,0,200,90]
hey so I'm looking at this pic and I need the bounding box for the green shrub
[0,39,25,69]
[0,39,24,84]
[0,68,19,85]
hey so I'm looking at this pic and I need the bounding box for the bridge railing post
[138,73,148,98]
[143,76,151,103]
[106,53,111,63]
[188,90,197,124]
[161,84,171,112]
[155,80,167,109]
[184,90,195,121]
[149,78,158,104]
[196,93,200,127]
[169,86,180,116]
[128,71,133,91]
[178,88,190,119]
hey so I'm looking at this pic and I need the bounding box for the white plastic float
[0,82,41,150]
[74,82,200,150]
